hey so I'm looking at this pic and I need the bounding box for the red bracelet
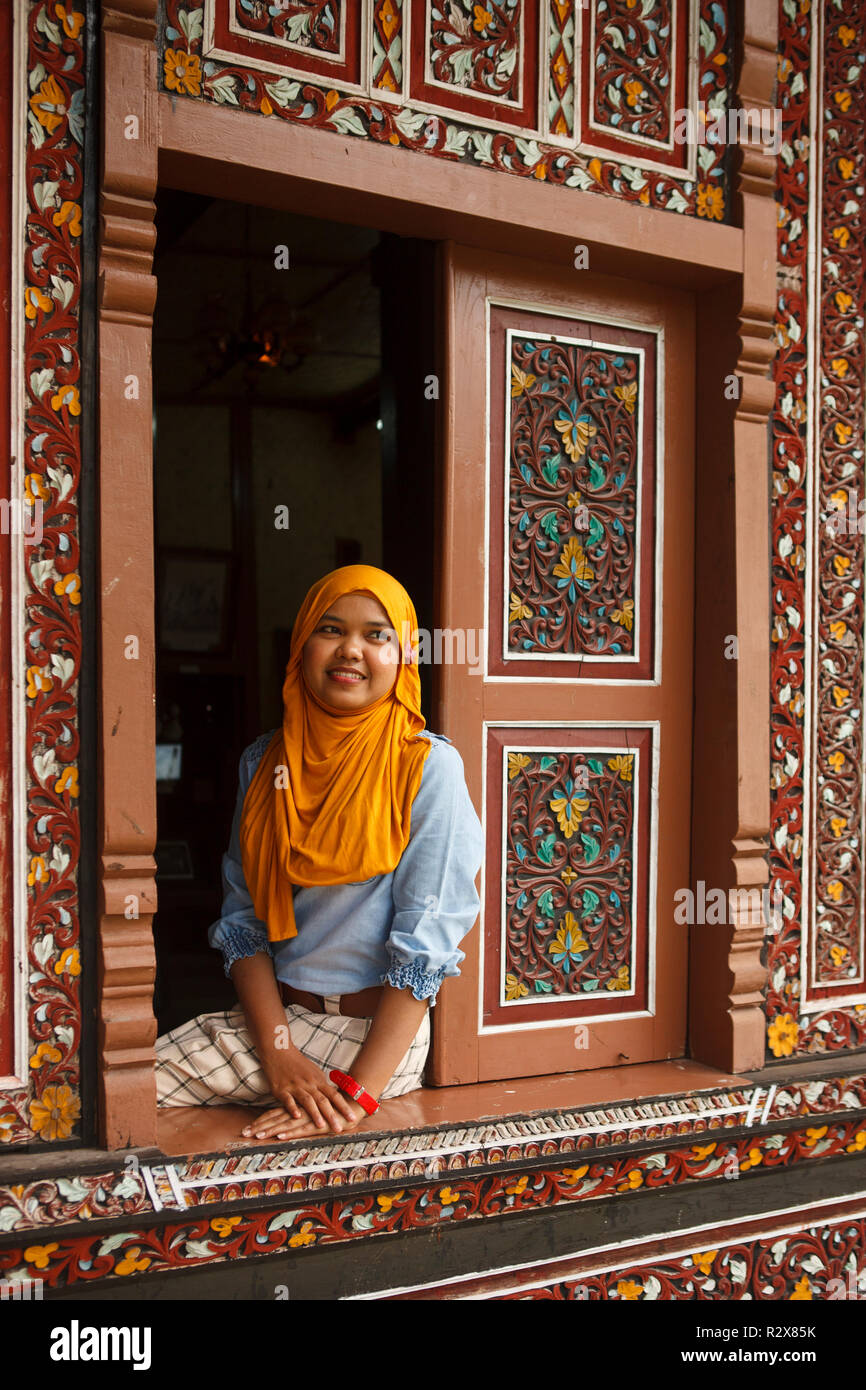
[329,1069,380,1115]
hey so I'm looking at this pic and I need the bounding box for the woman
[154,564,483,1144]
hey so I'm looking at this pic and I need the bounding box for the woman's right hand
[254,1046,358,1134]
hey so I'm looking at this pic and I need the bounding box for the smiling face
[301,590,400,708]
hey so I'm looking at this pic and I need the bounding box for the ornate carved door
[430,244,694,1084]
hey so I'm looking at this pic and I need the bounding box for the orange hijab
[239,565,433,942]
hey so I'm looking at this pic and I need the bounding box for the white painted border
[501,327,645,666]
[483,295,664,686]
[0,0,30,1093]
[478,720,659,1035]
[344,1191,866,1299]
[496,742,641,1007]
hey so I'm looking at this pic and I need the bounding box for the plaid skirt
[154,999,430,1108]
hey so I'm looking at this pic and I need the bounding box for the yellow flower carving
[566,491,582,509]
[288,1220,317,1247]
[25,473,49,504]
[610,598,634,631]
[210,1216,241,1237]
[164,49,202,97]
[116,1245,152,1276]
[561,1165,589,1185]
[505,973,529,1001]
[29,1085,81,1141]
[549,789,590,838]
[835,290,853,313]
[29,1042,62,1070]
[838,157,855,180]
[507,752,532,780]
[606,964,630,991]
[846,1130,866,1153]
[838,24,856,47]
[506,1175,529,1196]
[27,855,48,888]
[50,384,80,416]
[25,286,53,321]
[607,754,634,781]
[548,914,588,965]
[789,1274,812,1300]
[832,226,850,251]
[767,1013,798,1058]
[376,1189,405,1213]
[697,183,724,221]
[830,816,847,839]
[834,90,852,113]
[53,200,82,238]
[614,381,638,413]
[624,80,645,108]
[691,1250,718,1276]
[552,536,594,586]
[835,421,852,445]
[24,1243,59,1270]
[691,1143,717,1160]
[833,555,851,577]
[832,685,849,708]
[829,619,847,643]
[509,591,531,623]
[827,884,843,906]
[54,573,81,605]
[438,1187,461,1206]
[554,416,596,462]
[56,6,85,40]
[55,948,81,977]
[560,866,578,886]
[804,1126,828,1147]
[26,666,53,699]
[831,356,849,376]
[510,365,536,397]
[473,5,493,31]
[29,75,67,134]
[617,1169,643,1192]
[828,751,845,773]
[616,1279,644,1300]
[55,767,79,798]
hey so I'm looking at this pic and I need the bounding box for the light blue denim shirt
[208,729,484,1003]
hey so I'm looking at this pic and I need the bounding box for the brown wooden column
[97,0,159,1147]
[690,0,777,1072]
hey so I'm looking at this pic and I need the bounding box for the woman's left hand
[241,1096,367,1142]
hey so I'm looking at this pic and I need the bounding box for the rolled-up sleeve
[385,738,483,1003]
[207,738,275,979]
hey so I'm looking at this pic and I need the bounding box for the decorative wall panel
[767,0,866,1059]
[488,304,658,680]
[483,725,653,1026]
[0,0,87,1147]
[162,1,734,220]
[490,1214,866,1299]
[1,1086,864,1291]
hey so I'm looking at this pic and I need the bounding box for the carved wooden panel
[483,725,654,1027]
[175,1,733,220]
[767,0,866,1059]
[488,303,658,680]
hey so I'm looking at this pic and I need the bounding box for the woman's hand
[241,1095,367,1143]
[253,1046,359,1135]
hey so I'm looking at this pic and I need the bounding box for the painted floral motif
[428,1,521,101]
[547,0,574,137]
[496,1219,866,1300]
[590,0,674,144]
[372,0,403,91]
[1,1118,863,1290]
[161,1,731,220]
[503,751,635,999]
[2,0,86,1147]
[232,0,342,53]
[508,337,640,657]
[767,0,866,1057]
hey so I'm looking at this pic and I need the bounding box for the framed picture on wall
[158,549,234,655]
